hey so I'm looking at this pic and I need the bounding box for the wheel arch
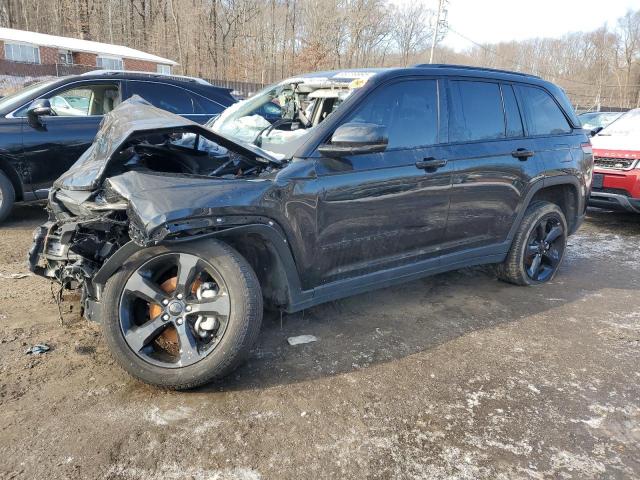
[93,223,305,311]
[210,224,303,310]
[508,176,583,243]
[0,156,24,201]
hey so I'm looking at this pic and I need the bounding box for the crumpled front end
[28,184,133,318]
[28,97,284,322]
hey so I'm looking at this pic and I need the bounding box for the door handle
[512,148,534,160]
[415,157,447,171]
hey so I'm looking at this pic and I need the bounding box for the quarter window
[344,79,439,149]
[518,85,571,135]
[4,43,40,63]
[449,80,504,142]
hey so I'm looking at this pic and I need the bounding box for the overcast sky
[394,0,640,51]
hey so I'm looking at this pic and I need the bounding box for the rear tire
[0,170,16,224]
[101,239,263,390]
[496,201,568,286]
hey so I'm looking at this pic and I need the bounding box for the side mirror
[590,126,603,136]
[27,98,53,127]
[319,122,388,156]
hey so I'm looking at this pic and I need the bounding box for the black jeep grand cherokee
[29,65,593,389]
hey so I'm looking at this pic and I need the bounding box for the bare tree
[393,3,434,67]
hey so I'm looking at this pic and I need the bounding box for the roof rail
[80,70,212,85]
[412,64,541,79]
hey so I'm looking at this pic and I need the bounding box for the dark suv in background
[29,65,593,389]
[0,70,236,222]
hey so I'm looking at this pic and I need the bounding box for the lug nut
[177,293,183,300]
[185,305,192,312]
[177,318,184,325]
[162,314,169,321]
[162,299,169,306]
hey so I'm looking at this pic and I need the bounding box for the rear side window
[449,80,505,142]
[502,84,524,137]
[518,85,571,135]
[345,79,439,149]
[127,81,198,114]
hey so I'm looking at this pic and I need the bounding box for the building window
[96,56,123,70]
[157,64,171,75]
[4,43,40,64]
[58,50,73,65]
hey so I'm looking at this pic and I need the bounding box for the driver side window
[50,84,120,116]
[345,79,439,149]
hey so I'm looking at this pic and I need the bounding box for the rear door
[311,78,452,284]
[443,79,543,253]
[124,80,225,124]
[20,81,121,197]
[515,85,576,181]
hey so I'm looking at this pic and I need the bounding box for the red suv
[589,109,640,212]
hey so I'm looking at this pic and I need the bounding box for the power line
[447,27,640,88]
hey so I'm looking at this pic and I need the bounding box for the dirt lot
[0,204,638,480]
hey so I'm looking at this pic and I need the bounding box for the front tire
[101,239,263,389]
[0,170,16,224]
[496,201,568,286]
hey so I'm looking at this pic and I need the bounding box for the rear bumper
[589,191,640,213]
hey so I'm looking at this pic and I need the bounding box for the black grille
[594,156,637,169]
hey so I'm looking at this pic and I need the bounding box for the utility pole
[429,0,448,64]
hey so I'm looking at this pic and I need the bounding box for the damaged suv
[29,66,592,389]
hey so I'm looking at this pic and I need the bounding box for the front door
[21,81,120,197]
[312,78,452,285]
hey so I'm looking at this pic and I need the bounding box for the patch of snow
[107,463,261,480]
[144,406,193,426]
[528,385,541,394]
[549,450,606,476]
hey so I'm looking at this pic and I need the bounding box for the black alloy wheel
[523,216,565,282]
[496,201,568,286]
[118,252,231,368]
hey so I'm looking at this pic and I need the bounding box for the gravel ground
[0,204,638,480]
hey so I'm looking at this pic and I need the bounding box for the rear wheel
[496,202,567,286]
[101,240,263,389]
[0,170,16,224]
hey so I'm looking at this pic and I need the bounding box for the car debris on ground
[25,343,51,355]
[287,335,318,346]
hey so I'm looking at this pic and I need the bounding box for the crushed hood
[106,170,275,236]
[54,96,280,191]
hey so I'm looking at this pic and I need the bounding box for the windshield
[598,109,640,137]
[0,78,59,113]
[579,112,622,129]
[209,73,374,158]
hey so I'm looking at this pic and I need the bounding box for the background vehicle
[0,70,237,223]
[589,108,640,212]
[29,65,592,389]
[578,111,623,132]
